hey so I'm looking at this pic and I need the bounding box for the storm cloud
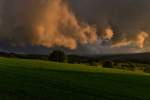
[0,0,150,54]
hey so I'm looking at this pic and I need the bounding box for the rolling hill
[0,57,150,100]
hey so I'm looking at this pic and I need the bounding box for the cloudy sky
[0,0,150,55]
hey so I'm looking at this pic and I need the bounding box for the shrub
[88,62,101,67]
[127,63,136,71]
[144,66,150,73]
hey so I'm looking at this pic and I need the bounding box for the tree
[49,50,67,62]
[102,60,114,68]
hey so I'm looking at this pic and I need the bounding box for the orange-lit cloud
[112,32,149,48]
[31,0,97,49]
[0,0,150,54]
[104,27,114,40]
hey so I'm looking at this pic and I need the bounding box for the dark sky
[0,0,150,55]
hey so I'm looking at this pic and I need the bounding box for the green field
[0,57,150,100]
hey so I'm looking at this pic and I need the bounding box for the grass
[0,57,150,100]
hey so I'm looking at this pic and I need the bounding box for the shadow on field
[0,66,150,100]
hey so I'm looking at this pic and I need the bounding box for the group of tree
[0,50,150,73]
[48,50,67,62]
[48,50,150,73]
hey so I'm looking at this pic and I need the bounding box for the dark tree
[49,50,67,62]
[102,60,114,68]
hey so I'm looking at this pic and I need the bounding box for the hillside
[0,57,150,100]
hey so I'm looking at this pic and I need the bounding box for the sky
[0,0,150,55]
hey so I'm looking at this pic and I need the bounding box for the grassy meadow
[0,57,150,100]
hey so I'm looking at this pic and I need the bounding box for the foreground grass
[0,57,150,100]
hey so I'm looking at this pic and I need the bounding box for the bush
[126,63,136,71]
[144,66,150,73]
[102,60,114,68]
[88,61,100,67]
[115,63,136,71]
[49,50,67,62]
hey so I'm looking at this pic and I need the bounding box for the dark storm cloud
[0,0,97,50]
[69,0,150,54]
[70,0,150,38]
[0,0,150,54]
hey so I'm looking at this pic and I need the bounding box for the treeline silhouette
[0,51,150,73]
[0,52,48,60]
